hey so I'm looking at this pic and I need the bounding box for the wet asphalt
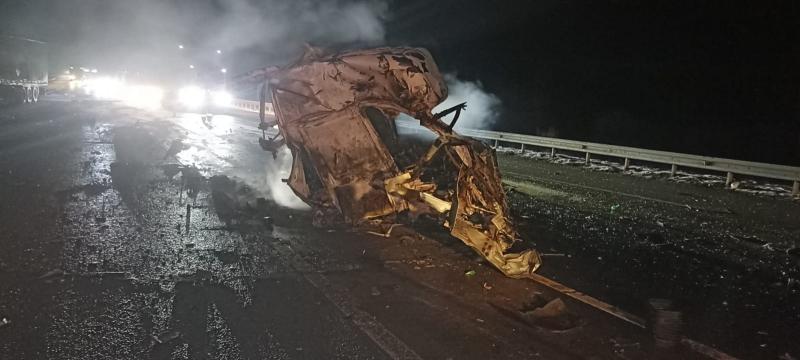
[0,97,794,359]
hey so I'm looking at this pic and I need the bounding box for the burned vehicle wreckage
[255,47,541,277]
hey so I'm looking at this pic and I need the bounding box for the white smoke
[202,0,388,67]
[435,74,502,131]
[264,147,309,210]
[1,0,389,76]
[397,73,502,138]
[219,144,309,210]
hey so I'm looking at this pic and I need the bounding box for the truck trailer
[0,35,47,104]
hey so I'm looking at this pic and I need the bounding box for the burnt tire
[31,87,39,102]
[24,86,32,103]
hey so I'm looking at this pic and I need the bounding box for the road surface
[0,97,797,359]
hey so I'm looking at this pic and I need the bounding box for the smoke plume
[435,74,502,131]
[397,73,503,140]
[263,147,309,210]
[0,0,389,77]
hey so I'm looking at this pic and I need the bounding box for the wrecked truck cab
[265,47,541,277]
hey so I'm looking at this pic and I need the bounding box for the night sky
[388,1,800,164]
[1,0,798,164]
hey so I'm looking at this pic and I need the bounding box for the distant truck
[0,35,47,104]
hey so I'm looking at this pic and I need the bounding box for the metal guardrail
[230,99,273,115]
[395,119,800,196]
[230,99,800,196]
[462,127,800,194]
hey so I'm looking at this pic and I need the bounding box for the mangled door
[295,106,402,223]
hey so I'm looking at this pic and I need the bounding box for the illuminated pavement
[0,99,797,359]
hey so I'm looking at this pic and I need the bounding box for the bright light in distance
[123,85,163,110]
[188,64,195,69]
[82,77,163,110]
[83,77,125,99]
[211,90,232,107]
[216,49,222,54]
[220,68,227,73]
[178,44,184,49]
[178,85,206,109]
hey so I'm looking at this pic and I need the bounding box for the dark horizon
[387,1,800,165]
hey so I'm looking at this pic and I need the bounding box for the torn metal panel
[265,46,541,277]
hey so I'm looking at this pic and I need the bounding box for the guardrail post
[623,158,630,171]
[520,144,526,152]
[670,164,677,177]
[725,172,734,188]
[585,152,591,165]
[493,139,499,149]
[550,148,556,158]
[793,180,799,197]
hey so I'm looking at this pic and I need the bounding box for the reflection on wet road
[0,99,797,359]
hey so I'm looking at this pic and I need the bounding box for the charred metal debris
[257,47,541,277]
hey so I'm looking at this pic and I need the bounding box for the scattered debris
[152,330,181,344]
[521,298,580,331]
[370,286,381,296]
[366,224,401,238]
[464,269,477,277]
[739,235,767,246]
[0,317,10,329]
[526,298,567,318]
[680,338,741,360]
[525,273,646,328]
[37,269,65,280]
[649,298,682,350]
[482,282,493,290]
[610,337,641,355]
[184,203,191,230]
[83,271,126,278]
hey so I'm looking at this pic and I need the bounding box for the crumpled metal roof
[266,46,541,277]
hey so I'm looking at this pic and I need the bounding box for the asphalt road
[0,98,795,359]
